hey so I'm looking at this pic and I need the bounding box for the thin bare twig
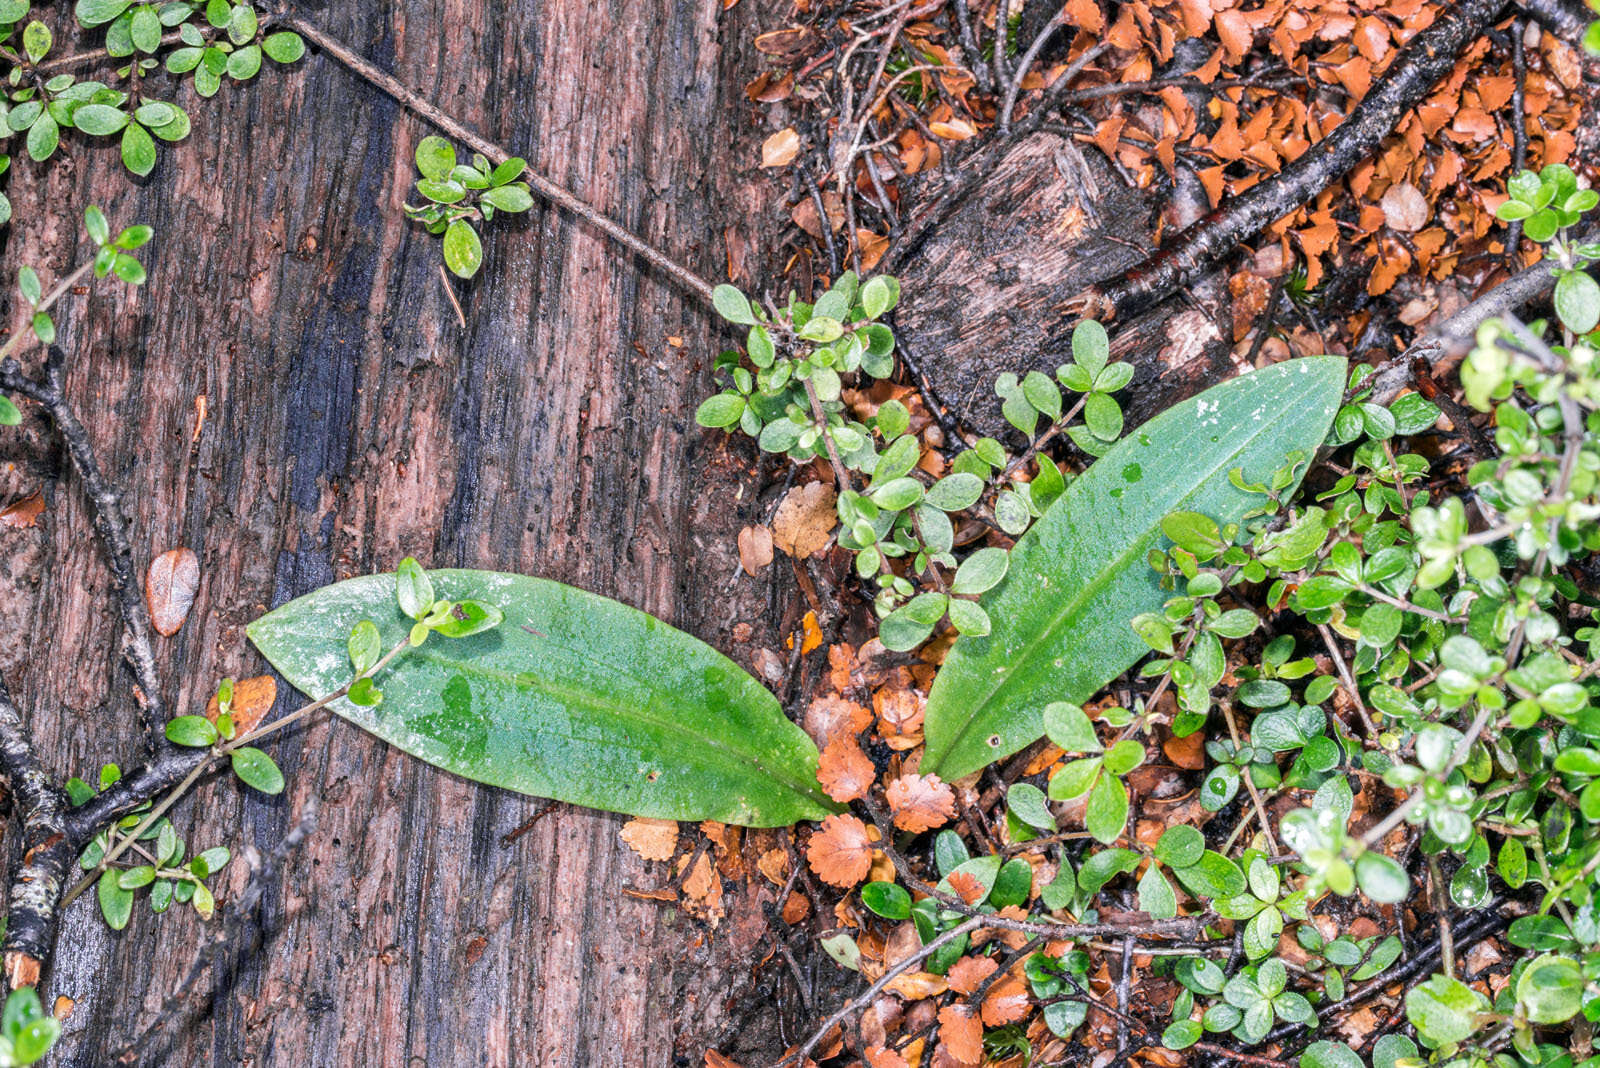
[280,15,715,304]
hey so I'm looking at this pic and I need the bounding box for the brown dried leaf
[856,229,889,271]
[803,693,873,748]
[146,547,199,637]
[817,737,875,803]
[0,492,44,529]
[737,524,774,577]
[927,118,977,141]
[946,870,987,906]
[1163,730,1206,771]
[806,813,873,888]
[781,889,810,925]
[771,481,837,558]
[885,772,956,833]
[205,674,276,735]
[619,817,680,861]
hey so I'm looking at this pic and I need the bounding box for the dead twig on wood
[279,14,716,304]
[0,676,74,990]
[0,352,169,754]
[1366,221,1600,404]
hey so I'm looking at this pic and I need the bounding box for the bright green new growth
[0,1,305,190]
[0,206,149,422]
[701,274,1139,649]
[0,988,59,1066]
[403,136,533,278]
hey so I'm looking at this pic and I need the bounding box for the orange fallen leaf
[946,954,999,995]
[1214,10,1252,62]
[856,229,889,271]
[817,737,876,803]
[937,1003,983,1065]
[865,1046,911,1068]
[885,772,956,833]
[146,547,200,637]
[1067,0,1105,33]
[757,848,789,885]
[679,849,724,917]
[205,675,276,735]
[781,888,810,923]
[771,481,837,558]
[946,870,987,906]
[762,127,801,168]
[804,693,873,747]
[0,491,44,529]
[619,817,680,861]
[981,974,1031,1026]
[806,813,873,888]
[796,610,823,655]
[1163,730,1206,771]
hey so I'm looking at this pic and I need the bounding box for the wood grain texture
[0,0,795,1063]
[894,131,1239,438]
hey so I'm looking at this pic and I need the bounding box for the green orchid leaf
[922,358,1345,778]
[248,569,837,827]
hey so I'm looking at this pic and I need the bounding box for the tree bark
[0,0,794,1063]
[894,130,1239,439]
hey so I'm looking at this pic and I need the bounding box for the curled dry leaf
[886,970,948,1001]
[146,546,200,636]
[937,1003,983,1065]
[980,974,1031,1026]
[619,817,680,861]
[1380,182,1430,233]
[205,674,277,735]
[679,850,725,920]
[771,481,837,558]
[945,954,999,995]
[856,229,889,271]
[757,847,789,885]
[803,693,873,747]
[0,491,44,529]
[761,126,801,168]
[806,813,873,888]
[817,736,876,803]
[737,524,773,577]
[885,772,957,833]
[927,118,976,141]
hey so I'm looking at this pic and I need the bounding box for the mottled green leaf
[248,569,836,826]
[922,359,1344,779]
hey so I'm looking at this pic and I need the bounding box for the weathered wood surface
[895,130,1239,438]
[0,0,796,1063]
